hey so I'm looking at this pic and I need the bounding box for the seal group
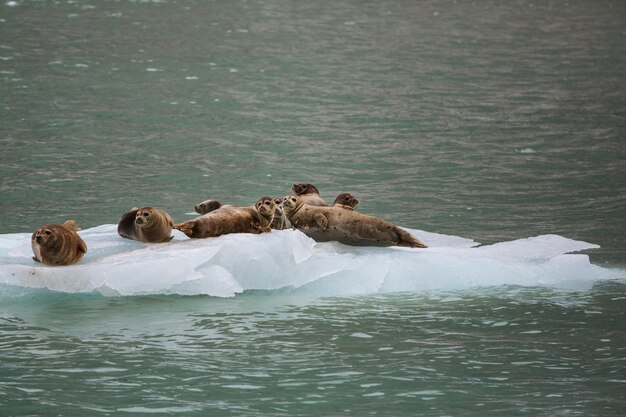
[30,183,427,266]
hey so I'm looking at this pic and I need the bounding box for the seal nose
[136,217,144,225]
[36,236,44,244]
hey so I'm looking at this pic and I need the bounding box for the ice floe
[0,225,623,297]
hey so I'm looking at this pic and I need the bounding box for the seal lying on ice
[174,197,275,239]
[282,195,427,248]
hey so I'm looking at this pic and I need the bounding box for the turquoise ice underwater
[1,225,624,296]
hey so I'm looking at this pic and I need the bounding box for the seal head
[255,196,277,228]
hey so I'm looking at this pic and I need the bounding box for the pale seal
[292,183,327,207]
[332,192,359,210]
[283,195,427,248]
[31,220,87,266]
[174,196,276,239]
[117,207,174,243]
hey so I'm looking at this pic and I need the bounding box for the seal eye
[265,201,271,206]
[45,230,51,235]
[143,212,149,217]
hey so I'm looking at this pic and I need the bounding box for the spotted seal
[174,196,275,238]
[282,195,427,248]
[31,220,87,266]
[117,207,174,243]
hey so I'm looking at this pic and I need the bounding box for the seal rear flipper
[398,239,428,248]
[62,220,80,231]
[397,232,428,248]
[173,221,195,238]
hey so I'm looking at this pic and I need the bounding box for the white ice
[0,225,623,297]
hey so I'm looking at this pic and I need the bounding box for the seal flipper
[396,229,428,248]
[313,213,329,230]
[62,220,80,232]
[173,221,196,238]
[77,238,88,254]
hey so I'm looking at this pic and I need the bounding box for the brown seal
[31,220,87,266]
[117,207,174,243]
[194,197,289,230]
[174,196,276,239]
[292,183,327,207]
[332,193,359,210]
[283,195,427,248]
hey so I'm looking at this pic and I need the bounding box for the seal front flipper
[313,213,329,230]
[77,238,88,254]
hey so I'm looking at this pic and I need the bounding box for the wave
[0,225,623,297]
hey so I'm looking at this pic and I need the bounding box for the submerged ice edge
[0,225,623,298]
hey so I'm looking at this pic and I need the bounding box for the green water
[1,0,626,415]
[2,285,626,416]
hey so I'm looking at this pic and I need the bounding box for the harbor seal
[271,197,291,230]
[332,192,359,210]
[283,195,427,248]
[31,220,87,266]
[174,196,276,238]
[292,183,327,207]
[194,197,289,230]
[117,207,174,243]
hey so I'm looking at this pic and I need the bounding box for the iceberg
[0,225,623,297]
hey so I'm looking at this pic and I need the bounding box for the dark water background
[1,0,625,415]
